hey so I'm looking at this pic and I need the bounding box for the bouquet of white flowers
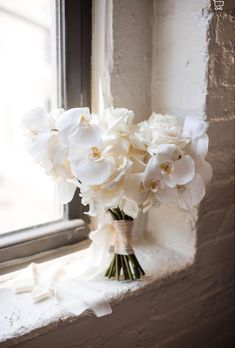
[23,107,212,281]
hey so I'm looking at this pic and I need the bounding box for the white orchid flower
[143,144,195,189]
[23,107,77,204]
[154,173,206,211]
[23,107,51,133]
[68,144,113,186]
[196,159,213,185]
[56,107,102,147]
[23,107,65,171]
[183,117,209,161]
[119,173,148,218]
[183,116,212,184]
[51,167,78,204]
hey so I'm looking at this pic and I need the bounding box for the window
[0,0,62,234]
[0,0,92,271]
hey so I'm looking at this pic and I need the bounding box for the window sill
[0,239,193,347]
[0,219,89,274]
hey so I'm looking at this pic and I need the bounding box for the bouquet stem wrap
[105,211,145,281]
[114,220,134,255]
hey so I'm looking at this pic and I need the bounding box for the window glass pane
[0,0,63,234]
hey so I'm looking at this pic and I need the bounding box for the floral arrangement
[23,107,212,281]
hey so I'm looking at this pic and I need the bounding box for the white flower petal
[56,107,90,131]
[49,108,64,128]
[157,186,177,205]
[155,144,178,161]
[68,144,88,162]
[143,156,161,187]
[71,158,112,186]
[103,137,130,157]
[119,197,139,218]
[58,181,77,204]
[196,160,213,185]
[27,133,51,162]
[103,107,134,133]
[177,187,193,210]
[190,134,209,160]
[164,155,195,187]
[124,173,145,204]
[190,174,206,205]
[130,155,146,173]
[69,124,102,147]
[177,174,205,210]
[23,107,49,132]
[99,189,124,209]
[183,117,207,139]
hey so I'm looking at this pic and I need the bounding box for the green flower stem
[124,255,134,280]
[132,254,145,276]
[108,208,133,221]
[105,253,145,280]
[128,255,140,279]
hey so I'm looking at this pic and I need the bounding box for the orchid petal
[23,107,49,132]
[99,189,124,209]
[68,144,88,162]
[164,155,195,188]
[177,174,205,210]
[143,156,161,188]
[196,160,213,185]
[58,181,77,204]
[56,108,90,131]
[190,134,209,160]
[155,144,178,161]
[183,117,207,139]
[103,138,130,157]
[71,158,112,186]
[157,186,177,205]
[119,197,139,218]
[69,124,102,147]
[49,141,67,166]
[27,133,51,162]
[124,173,145,204]
[130,155,146,173]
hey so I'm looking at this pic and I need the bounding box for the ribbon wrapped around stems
[105,213,145,281]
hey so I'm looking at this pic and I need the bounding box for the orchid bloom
[23,107,77,204]
[143,144,195,189]
[68,144,113,187]
[183,117,212,185]
[22,107,65,171]
[150,172,206,211]
[56,107,102,147]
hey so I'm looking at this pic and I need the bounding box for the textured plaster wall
[3,1,234,347]
[111,0,153,122]
[151,0,210,117]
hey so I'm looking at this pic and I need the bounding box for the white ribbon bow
[12,224,116,317]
